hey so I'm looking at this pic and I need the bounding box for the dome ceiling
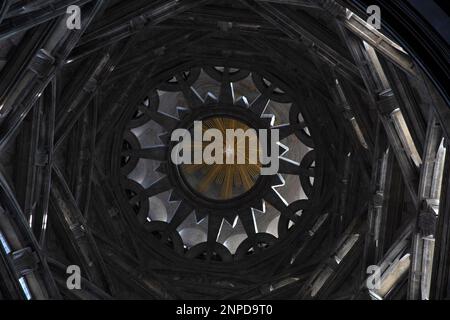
[116,66,320,265]
[0,0,448,301]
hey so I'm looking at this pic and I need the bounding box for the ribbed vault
[0,0,449,300]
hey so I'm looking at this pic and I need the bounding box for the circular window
[178,116,262,201]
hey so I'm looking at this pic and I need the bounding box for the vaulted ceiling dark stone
[0,0,448,301]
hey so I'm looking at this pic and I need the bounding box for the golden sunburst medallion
[180,117,261,200]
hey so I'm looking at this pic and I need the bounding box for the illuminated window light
[349,117,369,149]
[390,108,422,167]
[0,231,12,254]
[19,277,32,300]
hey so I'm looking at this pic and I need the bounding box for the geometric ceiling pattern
[0,0,449,300]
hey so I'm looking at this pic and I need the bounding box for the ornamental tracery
[116,66,322,263]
